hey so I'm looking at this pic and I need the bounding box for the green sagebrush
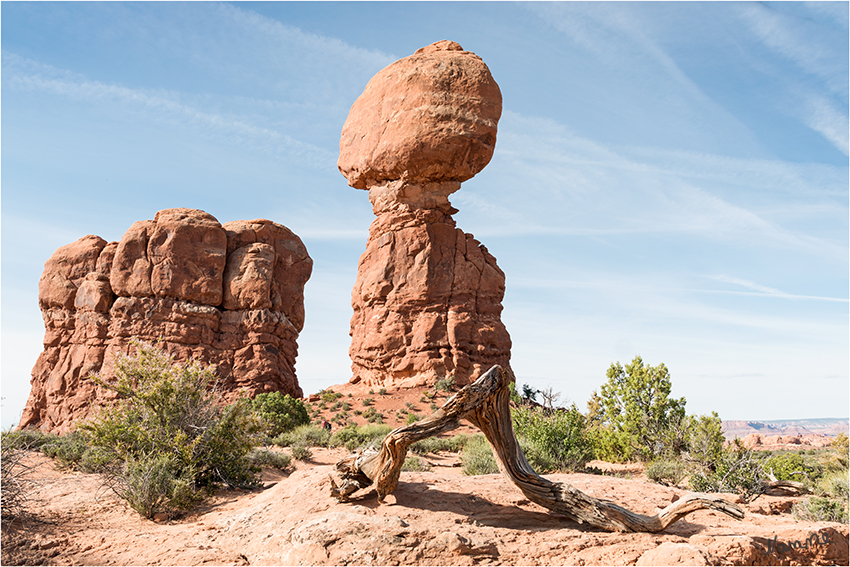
[81,339,261,518]
[512,404,594,472]
[251,391,309,438]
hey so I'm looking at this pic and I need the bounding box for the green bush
[112,454,199,519]
[512,405,594,472]
[817,469,849,500]
[587,426,633,463]
[251,392,309,438]
[330,424,391,451]
[273,424,331,448]
[685,412,724,467]
[646,458,688,487]
[410,434,470,455]
[402,455,432,472]
[405,412,421,425]
[792,496,848,523]
[517,435,557,474]
[764,452,824,484]
[291,443,312,461]
[320,390,343,403]
[435,376,455,392]
[247,448,292,471]
[2,429,56,451]
[78,339,261,518]
[461,434,499,476]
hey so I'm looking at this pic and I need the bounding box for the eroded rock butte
[340,40,512,388]
[21,208,312,433]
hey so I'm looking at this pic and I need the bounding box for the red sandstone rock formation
[339,40,511,388]
[20,208,312,434]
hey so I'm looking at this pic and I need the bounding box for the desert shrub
[587,426,633,463]
[410,435,470,455]
[508,381,521,405]
[79,339,261,518]
[273,424,331,448]
[42,432,115,474]
[378,388,387,396]
[512,404,594,472]
[1,429,55,522]
[365,408,385,424]
[646,458,688,487]
[112,454,198,519]
[685,412,724,467]
[2,429,56,451]
[764,452,824,484]
[816,469,849,500]
[832,433,849,463]
[330,424,391,451]
[402,455,432,472]
[792,496,848,523]
[320,390,343,403]
[516,435,558,473]
[689,444,767,502]
[251,392,309,438]
[247,448,291,471]
[435,375,455,393]
[362,398,374,407]
[40,430,90,467]
[291,443,312,462]
[461,434,499,476]
[405,412,421,425]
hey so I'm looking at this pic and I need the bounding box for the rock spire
[339,40,512,388]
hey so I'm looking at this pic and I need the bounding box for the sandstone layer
[340,40,511,388]
[20,209,312,434]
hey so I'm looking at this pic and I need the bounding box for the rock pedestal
[20,209,312,433]
[339,41,512,388]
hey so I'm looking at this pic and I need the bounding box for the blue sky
[2,1,847,428]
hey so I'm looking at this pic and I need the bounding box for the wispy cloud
[463,111,847,263]
[803,93,850,155]
[2,52,336,168]
[705,275,849,303]
[736,2,849,154]
[738,2,848,97]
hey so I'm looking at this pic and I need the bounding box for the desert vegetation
[4,346,847,527]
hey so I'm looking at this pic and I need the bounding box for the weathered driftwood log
[330,365,745,533]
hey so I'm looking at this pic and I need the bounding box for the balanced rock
[340,41,511,388]
[20,209,312,434]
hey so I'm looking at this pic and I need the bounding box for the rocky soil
[3,445,847,566]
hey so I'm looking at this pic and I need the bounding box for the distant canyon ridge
[723,418,848,442]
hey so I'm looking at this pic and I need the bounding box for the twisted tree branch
[330,365,745,533]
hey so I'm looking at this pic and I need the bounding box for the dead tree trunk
[330,365,745,533]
